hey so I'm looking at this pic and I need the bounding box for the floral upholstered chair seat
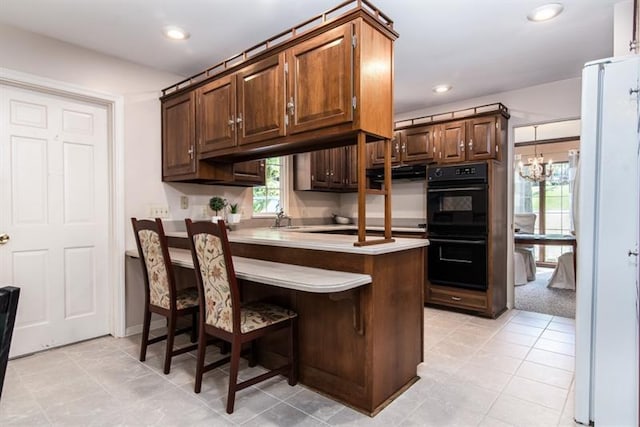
[240,302,297,333]
[175,287,199,310]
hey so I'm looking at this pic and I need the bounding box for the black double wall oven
[426,163,489,291]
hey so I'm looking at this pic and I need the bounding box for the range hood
[366,164,427,182]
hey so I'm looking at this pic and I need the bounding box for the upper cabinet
[287,24,354,134]
[368,104,509,169]
[294,145,358,192]
[160,1,398,183]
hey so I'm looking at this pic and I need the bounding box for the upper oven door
[427,183,488,235]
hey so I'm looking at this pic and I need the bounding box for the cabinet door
[402,125,436,163]
[236,54,286,146]
[345,145,359,190]
[162,91,196,177]
[287,23,353,134]
[198,75,236,154]
[233,160,265,185]
[329,147,345,188]
[310,150,330,189]
[439,120,466,163]
[467,116,496,161]
[370,131,401,166]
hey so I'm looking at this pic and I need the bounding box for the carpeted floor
[514,267,576,318]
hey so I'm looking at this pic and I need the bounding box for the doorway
[0,78,120,357]
[512,122,580,318]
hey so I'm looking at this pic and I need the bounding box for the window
[252,157,286,216]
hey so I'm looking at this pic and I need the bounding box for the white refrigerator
[575,55,639,426]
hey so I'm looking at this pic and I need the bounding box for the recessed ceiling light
[433,84,452,94]
[527,3,564,22]
[163,26,190,40]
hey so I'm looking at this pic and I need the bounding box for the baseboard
[124,319,165,337]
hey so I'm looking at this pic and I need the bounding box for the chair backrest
[131,218,177,310]
[0,286,20,398]
[186,219,240,334]
[514,213,536,233]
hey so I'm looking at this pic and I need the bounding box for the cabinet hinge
[352,34,357,48]
[352,96,357,110]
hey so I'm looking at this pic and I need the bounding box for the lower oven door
[427,237,487,291]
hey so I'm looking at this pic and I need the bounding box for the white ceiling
[0,0,619,114]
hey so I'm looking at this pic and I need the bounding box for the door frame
[0,67,126,338]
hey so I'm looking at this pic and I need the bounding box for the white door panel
[0,85,109,357]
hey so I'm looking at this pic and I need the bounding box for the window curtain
[568,149,580,235]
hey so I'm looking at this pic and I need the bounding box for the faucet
[274,208,291,228]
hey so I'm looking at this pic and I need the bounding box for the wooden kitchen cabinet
[163,91,196,177]
[438,115,504,164]
[230,160,266,185]
[287,23,354,135]
[369,125,438,167]
[294,145,359,192]
[160,1,397,183]
[198,54,286,155]
[162,91,234,182]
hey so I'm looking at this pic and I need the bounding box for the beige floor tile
[455,363,514,392]
[551,315,575,325]
[547,321,575,333]
[430,340,479,359]
[243,402,326,427]
[285,388,346,422]
[502,322,544,337]
[488,394,561,426]
[430,379,500,415]
[503,376,569,410]
[403,395,486,426]
[423,351,468,375]
[509,315,551,329]
[492,330,539,347]
[481,339,532,359]
[515,361,574,389]
[526,348,575,372]
[469,350,524,375]
[516,311,554,321]
[540,329,575,344]
[444,329,493,348]
[534,338,575,356]
[479,415,516,427]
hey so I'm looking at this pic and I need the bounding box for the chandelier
[518,146,553,182]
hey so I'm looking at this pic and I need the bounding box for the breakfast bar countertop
[165,226,428,255]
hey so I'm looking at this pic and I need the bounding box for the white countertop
[126,248,371,293]
[165,226,428,255]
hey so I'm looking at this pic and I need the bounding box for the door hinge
[352,34,357,48]
[352,96,357,110]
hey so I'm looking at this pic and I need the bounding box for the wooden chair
[131,218,199,374]
[185,218,298,414]
[0,286,20,398]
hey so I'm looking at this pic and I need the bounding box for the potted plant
[208,196,227,222]
[227,203,242,224]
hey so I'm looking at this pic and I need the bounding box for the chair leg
[288,318,298,386]
[190,312,197,343]
[164,313,176,375]
[139,308,151,362]
[194,326,207,393]
[226,338,242,414]
[221,341,230,355]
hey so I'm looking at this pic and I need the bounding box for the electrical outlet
[149,205,170,218]
[198,205,209,217]
[180,196,189,209]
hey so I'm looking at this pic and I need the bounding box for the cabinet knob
[468,139,473,150]
[459,141,464,149]
[228,116,235,130]
[451,296,462,302]
[187,145,194,160]
[236,114,243,129]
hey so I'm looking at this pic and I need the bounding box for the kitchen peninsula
[128,227,427,415]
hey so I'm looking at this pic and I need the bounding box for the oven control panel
[427,162,487,182]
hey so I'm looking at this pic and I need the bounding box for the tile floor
[2,307,577,426]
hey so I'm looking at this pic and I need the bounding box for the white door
[0,84,110,357]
